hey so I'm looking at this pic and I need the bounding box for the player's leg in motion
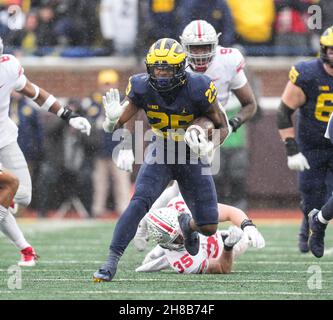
[298,150,328,253]
[176,161,219,255]
[308,193,333,258]
[0,142,38,266]
[93,160,172,281]
[133,180,180,251]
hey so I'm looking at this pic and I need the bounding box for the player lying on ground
[135,198,264,274]
[134,190,265,252]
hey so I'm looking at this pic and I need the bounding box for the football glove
[184,128,214,157]
[287,153,310,171]
[102,88,129,133]
[241,219,265,249]
[116,149,135,172]
[221,226,244,250]
[69,117,91,136]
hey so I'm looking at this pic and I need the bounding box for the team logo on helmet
[145,38,187,92]
[180,20,221,73]
[320,26,333,68]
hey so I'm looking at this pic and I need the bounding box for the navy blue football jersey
[290,59,333,151]
[126,72,217,141]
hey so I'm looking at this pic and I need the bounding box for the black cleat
[298,216,310,253]
[178,213,199,256]
[308,209,327,258]
[93,254,119,282]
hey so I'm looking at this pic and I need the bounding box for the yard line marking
[1,269,333,274]
[0,290,327,297]
[11,278,333,283]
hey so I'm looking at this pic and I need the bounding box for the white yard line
[0,290,330,297]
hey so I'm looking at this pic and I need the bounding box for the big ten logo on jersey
[147,111,194,141]
[289,66,300,84]
[205,82,217,104]
[315,86,333,122]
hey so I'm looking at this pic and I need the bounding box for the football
[186,116,215,140]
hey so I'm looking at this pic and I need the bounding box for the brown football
[187,116,215,140]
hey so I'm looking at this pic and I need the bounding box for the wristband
[229,117,242,132]
[57,106,79,121]
[240,219,255,230]
[40,95,56,111]
[284,137,299,156]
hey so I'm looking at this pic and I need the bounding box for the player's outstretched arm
[19,80,91,136]
[217,204,265,249]
[230,82,257,132]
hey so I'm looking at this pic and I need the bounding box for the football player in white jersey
[0,38,91,266]
[133,20,258,250]
[135,197,265,274]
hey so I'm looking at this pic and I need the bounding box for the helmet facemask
[321,45,333,68]
[185,43,217,72]
[146,60,186,92]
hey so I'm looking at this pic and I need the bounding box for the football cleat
[308,209,327,258]
[93,254,119,282]
[298,216,310,253]
[178,213,199,256]
[18,246,38,267]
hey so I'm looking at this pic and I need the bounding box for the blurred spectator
[36,3,57,47]
[100,0,138,55]
[53,0,99,46]
[274,0,314,55]
[86,69,132,217]
[227,0,275,46]
[59,99,96,216]
[6,11,39,54]
[180,0,235,47]
[9,92,43,210]
[34,108,65,216]
[319,0,333,31]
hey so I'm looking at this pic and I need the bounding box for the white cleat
[18,246,38,267]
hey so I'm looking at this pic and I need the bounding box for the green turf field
[0,219,332,300]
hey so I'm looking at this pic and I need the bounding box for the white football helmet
[146,207,184,251]
[180,20,221,72]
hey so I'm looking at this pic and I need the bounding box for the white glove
[116,149,135,172]
[243,226,265,249]
[102,89,129,133]
[287,153,310,171]
[69,117,91,136]
[184,127,214,157]
[221,226,244,248]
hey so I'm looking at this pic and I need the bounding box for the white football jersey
[165,231,224,274]
[0,54,27,149]
[188,46,247,108]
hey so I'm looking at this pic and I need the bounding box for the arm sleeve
[230,49,248,90]
[125,76,142,108]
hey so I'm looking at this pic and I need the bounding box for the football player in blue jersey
[93,38,231,282]
[277,26,333,254]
